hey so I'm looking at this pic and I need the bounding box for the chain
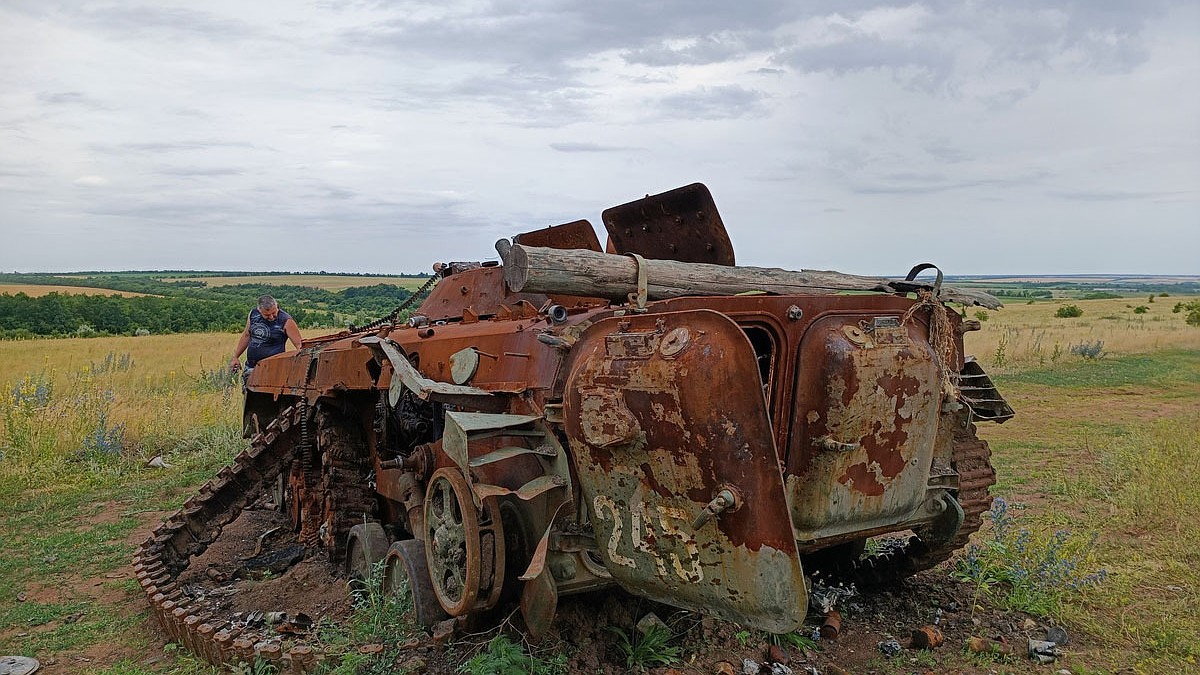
[351,273,440,333]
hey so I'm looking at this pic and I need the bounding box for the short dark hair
[258,295,278,310]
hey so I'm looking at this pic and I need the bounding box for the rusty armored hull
[134,183,1012,670]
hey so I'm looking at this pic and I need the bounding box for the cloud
[657,85,768,120]
[155,166,245,177]
[38,91,107,109]
[73,175,109,187]
[550,142,635,153]
[76,5,260,41]
[1049,189,1184,202]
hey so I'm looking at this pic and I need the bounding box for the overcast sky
[1,1,1197,276]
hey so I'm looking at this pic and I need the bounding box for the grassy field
[155,275,429,291]
[0,298,1197,673]
[963,295,1200,372]
[0,284,151,298]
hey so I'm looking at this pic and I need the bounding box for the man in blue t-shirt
[230,294,303,377]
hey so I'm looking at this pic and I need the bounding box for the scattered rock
[1046,626,1069,645]
[715,661,736,675]
[636,612,668,635]
[1028,639,1062,664]
[145,455,173,469]
[878,638,902,657]
[743,658,761,674]
[769,664,793,675]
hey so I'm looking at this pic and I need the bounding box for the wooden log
[496,241,1002,309]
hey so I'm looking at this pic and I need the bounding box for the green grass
[998,349,1200,389]
[974,348,1200,672]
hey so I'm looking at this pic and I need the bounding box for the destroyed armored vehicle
[135,183,1012,668]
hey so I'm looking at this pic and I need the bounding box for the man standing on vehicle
[229,294,303,379]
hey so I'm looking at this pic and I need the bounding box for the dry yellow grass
[0,283,150,298]
[963,296,1200,372]
[157,274,428,291]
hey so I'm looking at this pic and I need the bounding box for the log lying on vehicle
[497,241,1003,309]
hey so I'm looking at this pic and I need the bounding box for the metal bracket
[625,253,648,312]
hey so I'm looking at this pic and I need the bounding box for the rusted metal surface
[788,313,941,541]
[514,218,602,252]
[563,309,807,633]
[138,182,1011,668]
[602,183,736,266]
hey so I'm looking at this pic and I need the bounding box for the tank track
[829,419,997,586]
[132,405,327,673]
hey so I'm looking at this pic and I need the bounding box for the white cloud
[0,1,1196,274]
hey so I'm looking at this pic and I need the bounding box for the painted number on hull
[593,495,703,583]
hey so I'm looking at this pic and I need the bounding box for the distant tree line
[0,275,432,339]
[990,288,1053,298]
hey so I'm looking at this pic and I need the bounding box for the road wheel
[424,467,481,616]
[384,539,449,628]
[345,522,391,590]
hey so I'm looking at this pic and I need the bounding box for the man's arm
[284,318,303,351]
[230,316,251,371]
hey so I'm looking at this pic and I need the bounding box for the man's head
[258,295,279,321]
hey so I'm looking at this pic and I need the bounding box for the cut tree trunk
[496,241,1002,309]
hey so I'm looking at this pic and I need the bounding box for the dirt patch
[177,506,351,627]
[407,570,1088,675]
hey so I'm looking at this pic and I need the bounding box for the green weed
[458,634,568,675]
[312,563,414,674]
[608,623,680,671]
[768,630,819,652]
[954,497,1107,618]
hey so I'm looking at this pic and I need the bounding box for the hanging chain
[350,273,440,333]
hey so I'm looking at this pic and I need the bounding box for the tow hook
[692,487,740,529]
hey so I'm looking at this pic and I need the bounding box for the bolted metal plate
[564,309,805,633]
[601,183,735,266]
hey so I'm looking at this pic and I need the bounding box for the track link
[133,405,326,673]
